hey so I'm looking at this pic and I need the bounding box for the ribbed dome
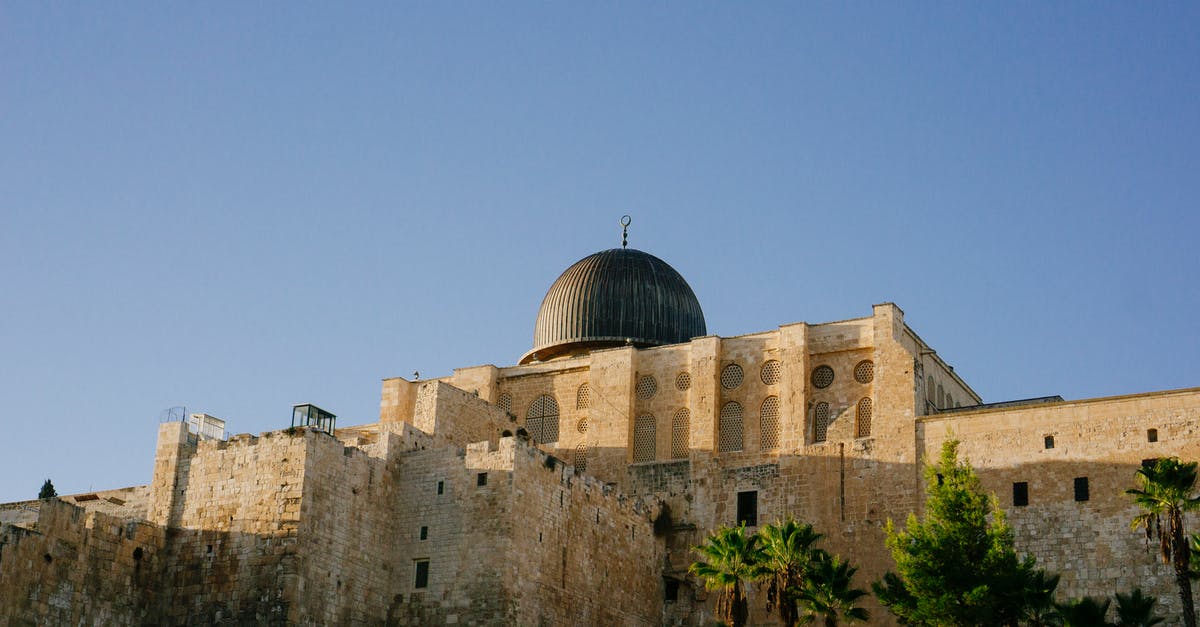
[521,248,706,364]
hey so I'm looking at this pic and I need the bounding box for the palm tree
[1127,457,1200,627]
[1056,596,1114,627]
[1017,568,1062,627]
[793,552,869,627]
[690,524,764,627]
[1115,588,1165,627]
[758,518,824,626]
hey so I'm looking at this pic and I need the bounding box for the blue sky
[2,4,1197,503]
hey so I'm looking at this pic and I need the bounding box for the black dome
[521,248,706,364]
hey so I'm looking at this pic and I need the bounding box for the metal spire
[620,215,631,248]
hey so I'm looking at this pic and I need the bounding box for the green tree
[38,479,56,499]
[758,518,824,627]
[873,439,1036,626]
[690,524,763,627]
[1016,568,1062,627]
[1127,457,1200,627]
[1114,588,1165,627]
[793,552,869,627]
[1056,596,1114,627]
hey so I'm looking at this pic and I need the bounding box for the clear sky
[2,4,1197,503]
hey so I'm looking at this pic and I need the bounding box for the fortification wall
[921,387,1200,621]
[0,499,164,626]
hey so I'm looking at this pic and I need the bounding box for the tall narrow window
[719,402,744,453]
[576,384,590,410]
[414,560,430,589]
[855,398,872,438]
[813,402,830,443]
[1147,429,1159,443]
[573,444,588,473]
[1044,435,1055,449]
[476,472,488,487]
[760,396,780,450]
[633,414,656,462]
[1013,482,1029,507]
[671,408,690,459]
[736,490,758,526]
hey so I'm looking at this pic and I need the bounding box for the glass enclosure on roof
[292,404,336,433]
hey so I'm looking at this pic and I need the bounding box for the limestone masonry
[2,245,1197,625]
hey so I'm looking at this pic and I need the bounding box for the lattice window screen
[760,396,780,450]
[636,376,658,400]
[675,372,691,391]
[576,384,590,410]
[854,360,875,384]
[719,402,744,452]
[573,444,588,473]
[526,395,560,443]
[721,364,744,389]
[498,393,513,415]
[856,397,873,438]
[760,360,782,385]
[671,408,690,459]
[633,414,656,462]
[813,402,830,443]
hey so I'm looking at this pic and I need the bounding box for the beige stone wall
[921,387,1200,622]
[0,499,163,626]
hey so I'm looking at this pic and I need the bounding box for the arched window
[526,395,560,444]
[719,402,744,453]
[671,408,690,459]
[813,402,830,443]
[633,414,656,462]
[760,396,780,450]
[576,383,590,410]
[937,384,945,409]
[925,378,935,409]
[497,393,513,416]
[856,398,873,438]
[573,444,588,473]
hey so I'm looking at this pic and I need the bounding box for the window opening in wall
[760,396,780,450]
[721,364,744,389]
[925,378,936,407]
[676,372,691,391]
[671,408,691,459]
[1148,429,1159,443]
[813,402,830,443]
[497,393,513,417]
[855,398,872,438]
[419,526,428,540]
[573,444,588,473]
[1013,482,1029,507]
[414,560,430,589]
[718,402,744,453]
[636,375,658,399]
[736,490,758,527]
[576,383,590,410]
[937,384,945,409]
[664,578,681,602]
[436,480,444,495]
[476,472,488,487]
[633,414,656,462]
[760,360,782,385]
[1074,477,1090,502]
[525,395,560,444]
[1044,435,1055,449]
[854,360,875,384]
[812,365,835,389]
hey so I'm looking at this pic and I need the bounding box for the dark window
[1013,482,1029,507]
[414,560,429,589]
[436,481,444,495]
[477,472,488,487]
[1148,429,1159,443]
[1074,477,1090,502]
[736,491,758,526]
[664,578,680,602]
[419,526,428,540]
[1044,435,1054,449]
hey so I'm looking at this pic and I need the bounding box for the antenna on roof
[620,215,631,248]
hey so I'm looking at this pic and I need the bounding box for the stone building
[2,242,1198,625]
